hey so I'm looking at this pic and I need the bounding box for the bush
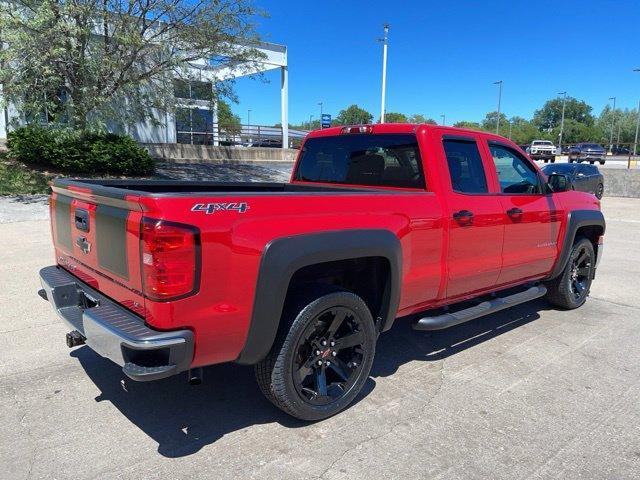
[7,125,154,176]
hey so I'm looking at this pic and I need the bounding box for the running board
[412,285,547,331]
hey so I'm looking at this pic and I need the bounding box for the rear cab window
[293,134,425,189]
[442,138,488,194]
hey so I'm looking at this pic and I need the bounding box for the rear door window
[294,134,425,188]
[442,138,488,194]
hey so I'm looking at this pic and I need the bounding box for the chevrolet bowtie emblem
[76,236,91,254]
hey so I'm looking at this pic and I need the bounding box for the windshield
[533,141,553,146]
[581,144,603,149]
[294,134,425,188]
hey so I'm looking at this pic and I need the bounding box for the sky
[230,0,640,127]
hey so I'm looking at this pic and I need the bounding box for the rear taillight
[140,218,200,301]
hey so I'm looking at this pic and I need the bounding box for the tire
[255,289,377,421]
[599,160,605,165]
[545,237,595,309]
[595,183,604,199]
[589,160,595,164]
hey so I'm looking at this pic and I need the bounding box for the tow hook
[66,330,85,348]
[188,367,203,386]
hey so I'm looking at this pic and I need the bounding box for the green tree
[506,116,544,144]
[335,105,373,125]
[0,0,264,130]
[481,111,509,132]
[596,106,637,145]
[532,97,595,131]
[453,120,482,130]
[217,101,241,136]
[408,114,437,124]
[383,112,408,123]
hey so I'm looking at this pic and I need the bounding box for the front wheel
[545,237,595,309]
[255,290,377,421]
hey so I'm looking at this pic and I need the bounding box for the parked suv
[568,143,606,164]
[528,140,556,162]
[38,124,605,420]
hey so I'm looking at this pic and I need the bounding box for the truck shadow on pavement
[71,298,548,458]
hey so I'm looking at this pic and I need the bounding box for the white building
[0,41,290,149]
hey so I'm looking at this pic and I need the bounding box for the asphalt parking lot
[1,193,639,479]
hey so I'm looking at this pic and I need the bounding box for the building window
[176,107,215,145]
[173,79,213,101]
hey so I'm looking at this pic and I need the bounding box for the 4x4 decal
[191,202,250,214]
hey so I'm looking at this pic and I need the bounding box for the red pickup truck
[39,124,605,420]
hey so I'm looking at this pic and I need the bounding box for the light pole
[609,96,616,153]
[494,80,503,134]
[558,91,567,150]
[247,109,252,126]
[379,24,390,123]
[309,114,314,131]
[318,102,324,128]
[508,120,512,140]
[634,69,640,156]
[440,114,446,126]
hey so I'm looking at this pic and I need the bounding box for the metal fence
[175,123,310,149]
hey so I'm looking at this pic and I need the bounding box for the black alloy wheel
[545,237,595,309]
[568,244,593,302]
[292,306,366,405]
[255,289,376,421]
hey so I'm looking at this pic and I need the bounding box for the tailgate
[49,180,147,318]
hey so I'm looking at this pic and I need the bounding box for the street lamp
[634,68,640,156]
[309,114,314,131]
[247,109,252,126]
[609,96,616,153]
[379,24,390,123]
[558,91,567,151]
[318,102,323,129]
[440,114,446,126]
[494,80,503,134]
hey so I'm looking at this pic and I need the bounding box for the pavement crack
[590,296,640,311]
[318,359,447,479]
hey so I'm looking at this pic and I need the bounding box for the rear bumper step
[413,285,547,331]
[39,265,194,382]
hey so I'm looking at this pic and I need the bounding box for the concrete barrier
[602,169,640,198]
[144,143,298,163]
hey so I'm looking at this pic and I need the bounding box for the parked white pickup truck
[527,140,557,163]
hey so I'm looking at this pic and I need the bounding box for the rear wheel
[599,160,605,165]
[545,237,595,309]
[595,183,604,199]
[255,290,376,421]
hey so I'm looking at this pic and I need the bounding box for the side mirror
[547,173,570,193]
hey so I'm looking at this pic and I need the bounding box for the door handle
[453,210,474,223]
[507,207,523,218]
